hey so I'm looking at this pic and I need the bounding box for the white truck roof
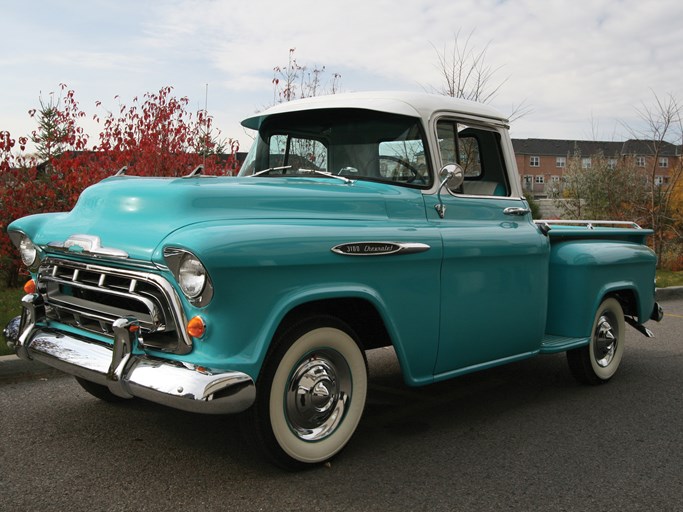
[241,91,509,130]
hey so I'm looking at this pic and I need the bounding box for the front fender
[153,219,443,382]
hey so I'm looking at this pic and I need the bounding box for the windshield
[239,108,432,188]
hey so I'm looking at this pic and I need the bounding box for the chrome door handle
[503,207,531,216]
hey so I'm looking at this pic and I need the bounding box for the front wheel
[567,297,625,385]
[74,377,127,402]
[242,316,368,470]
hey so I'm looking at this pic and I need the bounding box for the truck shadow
[62,346,585,472]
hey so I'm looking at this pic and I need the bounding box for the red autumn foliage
[1,85,240,286]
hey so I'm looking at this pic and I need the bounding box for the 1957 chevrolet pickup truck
[5,92,663,469]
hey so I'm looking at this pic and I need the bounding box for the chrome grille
[36,258,191,354]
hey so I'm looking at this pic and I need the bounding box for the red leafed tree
[0,131,52,286]
[0,85,239,286]
[93,86,238,178]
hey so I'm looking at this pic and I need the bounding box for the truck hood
[15,176,425,262]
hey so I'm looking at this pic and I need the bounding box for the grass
[656,270,683,288]
[0,286,24,356]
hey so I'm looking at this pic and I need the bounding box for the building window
[582,157,591,169]
[523,175,533,184]
[556,156,566,168]
[530,156,540,167]
[535,175,545,184]
[551,175,560,183]
[659,157,669,168]
[608,158,617,169]
[636,156,646,167]
[655,176,664,186]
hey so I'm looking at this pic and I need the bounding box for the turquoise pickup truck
[5,92,663,469]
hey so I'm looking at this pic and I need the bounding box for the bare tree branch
[429,29,528,121]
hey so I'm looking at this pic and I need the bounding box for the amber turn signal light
[23,279,36,294]
[186,316,206,338]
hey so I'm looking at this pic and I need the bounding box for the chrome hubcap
[593,316,617,368]
[285,350,351,441]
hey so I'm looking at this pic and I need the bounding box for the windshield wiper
[248,166,354,184]
[296,168,354,184]
[248,165,293,177]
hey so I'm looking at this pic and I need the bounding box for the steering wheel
[379,155,423,183]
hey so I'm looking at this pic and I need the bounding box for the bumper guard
[4,293,255,415]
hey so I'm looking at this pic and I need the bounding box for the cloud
[2,0,682,146]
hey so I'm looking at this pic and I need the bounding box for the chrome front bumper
[4,294,255,415]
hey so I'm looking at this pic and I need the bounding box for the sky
[1,0,682,154]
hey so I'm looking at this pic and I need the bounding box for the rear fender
[546,240,657,338]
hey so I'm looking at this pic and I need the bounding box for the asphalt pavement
[1,293,681,512]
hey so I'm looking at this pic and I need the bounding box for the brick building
[512,138,682,197]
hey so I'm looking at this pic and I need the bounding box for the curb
[656,286,683,301]
[0,353,64,383]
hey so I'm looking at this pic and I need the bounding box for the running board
[539,334,590,354]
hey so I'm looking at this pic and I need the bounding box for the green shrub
[0,287,23,356]
[524,192,542,220]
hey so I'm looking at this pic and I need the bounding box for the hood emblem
[49,234,129,258]
[331,242,430,256]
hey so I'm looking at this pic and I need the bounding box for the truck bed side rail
[534,220,642,230]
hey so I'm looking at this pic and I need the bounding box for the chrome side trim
[331,241,431,256]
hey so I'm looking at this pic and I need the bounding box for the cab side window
[436,120,509,197]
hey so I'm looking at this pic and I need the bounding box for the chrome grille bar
[35,258,192,354]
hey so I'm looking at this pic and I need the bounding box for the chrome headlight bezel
[19,238,37,267]
[178,253,206,298]
[9,231,42,271]
[163,248,214,307]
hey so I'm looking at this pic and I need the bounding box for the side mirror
[439,164,464,190]
[435,164,465,218]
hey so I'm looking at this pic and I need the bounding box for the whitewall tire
[567,297,625,385]
[243,316,367,469]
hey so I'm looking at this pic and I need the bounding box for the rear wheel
[243,316,368,470]
[567,298,625,385]
[75,377,127,402]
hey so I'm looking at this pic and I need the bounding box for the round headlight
[178,253,206,299]
[19,237,38,267]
